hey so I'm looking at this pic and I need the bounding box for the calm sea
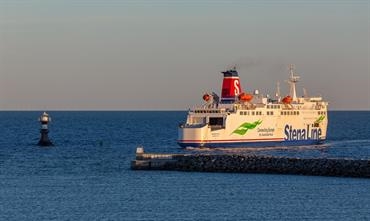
[0,111,369,220]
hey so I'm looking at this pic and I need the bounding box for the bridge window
[209,117,224,127]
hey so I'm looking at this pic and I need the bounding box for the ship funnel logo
[221,67,242,103]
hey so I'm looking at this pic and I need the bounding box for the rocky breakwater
[131,148,370,178]
[175,155,370,178]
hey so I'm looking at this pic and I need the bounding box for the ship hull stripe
[177,138,284,142]
[177,139,325,148]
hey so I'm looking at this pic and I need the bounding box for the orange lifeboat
[203,93,211,102]
[282,95,293,104]
[238,92,253,102]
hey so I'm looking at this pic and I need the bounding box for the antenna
[303,88,308,97]
[275,81,281,99]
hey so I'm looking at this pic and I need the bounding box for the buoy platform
[131,147,370,178]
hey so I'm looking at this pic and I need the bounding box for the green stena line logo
[232,120,262,135]
[315,115,325,124]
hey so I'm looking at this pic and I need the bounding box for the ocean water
[0,111,369,220]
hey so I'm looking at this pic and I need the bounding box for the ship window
[252,111,255,115]
[209,117,224,127]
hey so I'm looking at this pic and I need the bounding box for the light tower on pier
[38,112,53,146]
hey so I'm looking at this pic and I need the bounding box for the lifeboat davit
[238,92,253,102]
[203,93,211,102]
[282,95,293,104]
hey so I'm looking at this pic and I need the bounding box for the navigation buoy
[38,112,53,146]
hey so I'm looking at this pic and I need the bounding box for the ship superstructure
[177,65,328,148]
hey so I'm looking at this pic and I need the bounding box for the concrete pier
[131,148,370,178]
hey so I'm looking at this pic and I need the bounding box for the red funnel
[221,68,242,103]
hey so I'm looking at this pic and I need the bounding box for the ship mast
[288,64,300,102]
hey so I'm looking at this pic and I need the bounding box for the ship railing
[237,103,257,110]
[189,107,227,114]
[137,153,186,160]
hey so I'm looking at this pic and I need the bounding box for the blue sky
[0,0,369,110]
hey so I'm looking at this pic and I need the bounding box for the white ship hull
[178,103,327,148]
[177,65,328,148]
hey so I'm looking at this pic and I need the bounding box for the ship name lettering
[234,80,240,95]
[284,125,322,141]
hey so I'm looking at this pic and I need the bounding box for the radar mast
[288,64,300,102]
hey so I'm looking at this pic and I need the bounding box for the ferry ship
[177,65,328,148]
